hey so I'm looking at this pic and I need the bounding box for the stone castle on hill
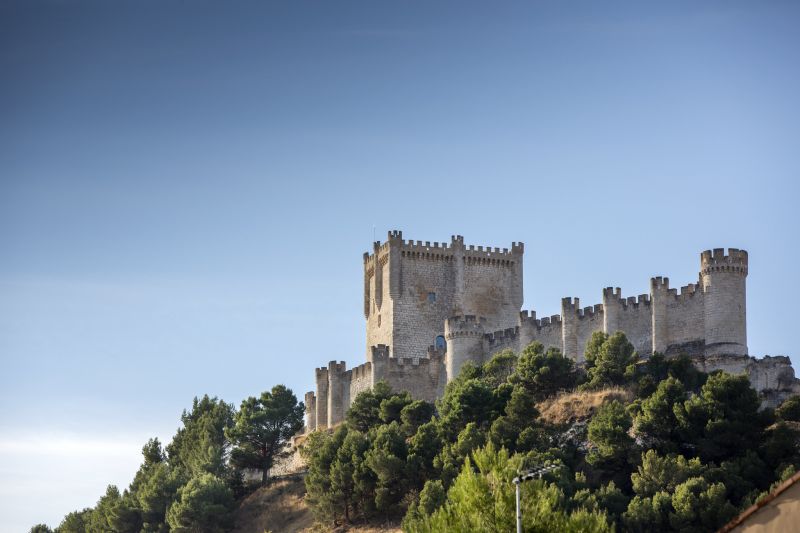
[303,231,799,432]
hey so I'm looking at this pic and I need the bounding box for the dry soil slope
[231,475,401,533]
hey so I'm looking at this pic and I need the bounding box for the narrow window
[377,314,381,327]
[427,292,436,303]
[435,335,446,350]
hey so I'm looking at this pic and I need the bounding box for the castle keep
[304,231,798,432]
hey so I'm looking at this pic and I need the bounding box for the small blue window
[427,292,436,303]
[435,335,446,350]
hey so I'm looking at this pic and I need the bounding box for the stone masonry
[305,231,799,431]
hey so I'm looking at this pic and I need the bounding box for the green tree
[303,426,375,525]
[226,384,304,485]
[631,450,705,498]
[137,462,183,532]
[489,385,542,452]
[29,525,53,533]
[436,378,498,440]
[776,395,800,422]
[571,481,629,526]
[623,492,672,533]
[510,342,578,400]
[404,443,611,533]
[481,349,517,387]
[406,420,442,487]
[366,422,409,516]
[418,479,446,514]
[676,372,764,463]
[54,509,91,533]
[433,422,486,487]
[761,421,800,471]
[167,395,235,479]
[587,400,635,474]
[165,473,235,533]
[583,332,636,389]
[668,477,737,532]
[707,451,772,506]
[379,392,413,424]
[400,399,435,435]
[633,377,687,454]
[346,381,394,431]
[302,429,344,523]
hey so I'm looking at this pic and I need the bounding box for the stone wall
[602,288,652,356]
[304,234,796,434]
[665,284,705,352]
[519,312,564,353]
[363,232,523,360]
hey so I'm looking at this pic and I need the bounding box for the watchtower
[701,248,748,355]
[363,231,524,360]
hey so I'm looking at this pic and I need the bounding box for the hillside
[231,476,401,533]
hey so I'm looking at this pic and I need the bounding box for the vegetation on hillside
[33,386,304,533]
[32,332,800,532]
[303,333,800,532]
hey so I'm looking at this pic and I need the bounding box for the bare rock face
[697,353,800,408]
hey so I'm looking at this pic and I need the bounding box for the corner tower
[364,231,523,360]
[701,248,748,356]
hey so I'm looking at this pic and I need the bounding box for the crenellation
[305,232,793,434]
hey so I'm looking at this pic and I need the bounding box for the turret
[701,248,748,355]
[444,315,486,381]
[314,367,329,430]
[561,297,580,361]
[650,276,670,354]
[602,287,623,334]
[304,391,317,432]
[327,361,347,427]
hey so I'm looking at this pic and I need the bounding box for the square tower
[363,231,524,360]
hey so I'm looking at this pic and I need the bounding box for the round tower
[444,315,486,382]
[314,367,329,430]
[326,361,346,427]
[700,248,748,356]
[304,391,317,433]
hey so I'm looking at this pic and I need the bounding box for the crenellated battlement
[670,282,701,301]
[307,237,777,434]
[349,361,372,381]
[484,326,520,345]
[387,356,434,367]
[327,361,347,375]
[560,297,604,319]
[304,391,315,405]
[651,276,670,291]
[652,276,701,300]
[700,248,748,276]
[520,310,563,327]
[578,304,604,319]
[362,230,521,265]
[370,344,391,361]
[445,315,487,339]
[603,287,651,308]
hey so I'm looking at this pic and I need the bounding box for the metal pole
[515,479,522,533]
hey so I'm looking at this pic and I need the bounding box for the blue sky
[1,1,799,529]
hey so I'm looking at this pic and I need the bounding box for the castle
[304,231,798,432]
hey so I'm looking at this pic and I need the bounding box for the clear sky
[1,0,799,529]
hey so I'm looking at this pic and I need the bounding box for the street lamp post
[512,463,560,533]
